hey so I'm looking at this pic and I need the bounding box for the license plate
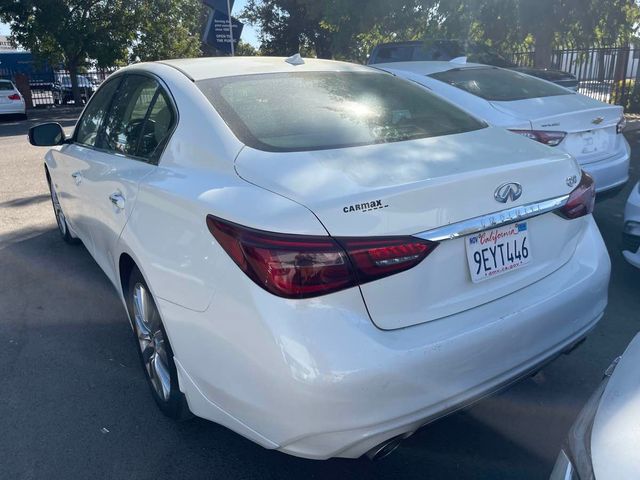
[579,129,608,154]
[465,222,531,283]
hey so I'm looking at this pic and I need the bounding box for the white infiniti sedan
[29,57,610,460]
[375,61,630,196]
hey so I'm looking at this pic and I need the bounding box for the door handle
[71,172,82,185]
[109,192,125,210]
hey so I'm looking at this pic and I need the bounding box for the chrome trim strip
[415,194,570,242]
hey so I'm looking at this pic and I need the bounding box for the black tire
[126,268,191,420]
[47,176,79,244]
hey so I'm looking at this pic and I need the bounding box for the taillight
[8,93,20,101]
[206,215,438,299]
[510,129,566,147]
[558,172,596,219]
[617,116,626,134]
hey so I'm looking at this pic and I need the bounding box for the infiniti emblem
[494,182,523,203]
[592,117,604,125]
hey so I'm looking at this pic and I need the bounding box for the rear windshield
[0,81,15,91]
[430,67,572,101]
[197,71,486,152]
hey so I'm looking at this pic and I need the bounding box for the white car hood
[592,332,640,480]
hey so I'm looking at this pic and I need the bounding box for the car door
[80,73,176,285]
[50,76,122,251]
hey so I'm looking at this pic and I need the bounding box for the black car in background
[368,40,579,91]
[52,73,97,105]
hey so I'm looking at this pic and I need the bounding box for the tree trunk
[532,20,553,69]
[533,36,552,69]
[68,63,83,105]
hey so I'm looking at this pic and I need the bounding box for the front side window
[197,71,486,152]
[75,77,122,147]
[430,67,573,101]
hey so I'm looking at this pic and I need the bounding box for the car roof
[374,61,489,75]
[155,56,376,81]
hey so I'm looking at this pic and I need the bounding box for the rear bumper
[159,217,610,460]
[582,139,630,193]
[0,102,25,115]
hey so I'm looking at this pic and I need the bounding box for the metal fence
[0,68,117,108]
[509,45,640,110]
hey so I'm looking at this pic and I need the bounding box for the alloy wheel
[132,283,171,402]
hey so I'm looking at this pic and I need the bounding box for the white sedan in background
[375,61,630,195]
[29,57,610,460]
[0,79,26,118]
[551,332,640,480]
[623,182,640,267]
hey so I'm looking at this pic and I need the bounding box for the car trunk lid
[491,94,623,165]
[236,127,585,329]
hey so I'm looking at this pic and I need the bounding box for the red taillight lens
[206,215,438,299]
[510,129,567,147]
[8,93,20,101]
[558,172,596,219]
[337,237,437,282]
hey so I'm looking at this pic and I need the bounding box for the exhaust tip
[365,435,405,461]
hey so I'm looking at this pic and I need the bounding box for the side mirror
[28,122,67,146]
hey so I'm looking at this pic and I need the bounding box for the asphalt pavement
[1,108,639,479]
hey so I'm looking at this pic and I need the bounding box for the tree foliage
[241,0,640,65]
[131,0,205,62]
[0,0,139,69]
[0,0,207,102]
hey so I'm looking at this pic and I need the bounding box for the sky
[0,0,260,47]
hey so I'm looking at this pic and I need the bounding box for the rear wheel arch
[118,252,137,300]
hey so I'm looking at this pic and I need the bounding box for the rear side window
[430,67,572,101]
[98,75,159,157]
[197,71,486,152]
[138,90,175,160]
[75,78,122,147]
[0,81,15,91]
[94,74,175,163]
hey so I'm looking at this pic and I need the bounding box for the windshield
[0,81,15,91]
[197,71,486,152]
[430,67,573,101]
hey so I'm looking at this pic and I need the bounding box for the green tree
[434,0,640,67]
[234,40,259,56]
[241,0,640,66]
[132,0,205,62]
[0,0,140,103]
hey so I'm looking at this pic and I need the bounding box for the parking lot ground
[1,109,639,480]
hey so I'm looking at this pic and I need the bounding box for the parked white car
[0,79,26,118]
[550,332,640,480]
[29,57,610,460]
[623,182,640,267]
[375,61,630,195]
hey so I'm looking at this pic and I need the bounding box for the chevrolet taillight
[510,129,567,147]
